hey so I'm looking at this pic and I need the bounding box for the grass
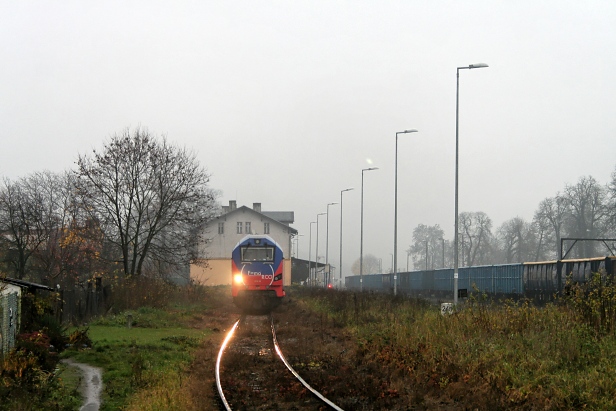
[22,278,616,409]
[66,326,207,410]
[295,286,616,410]
[60,286,221,411]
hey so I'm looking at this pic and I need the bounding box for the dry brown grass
[147,283,616,410]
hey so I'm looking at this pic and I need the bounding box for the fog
[2,1,615,279]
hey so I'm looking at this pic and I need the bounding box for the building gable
[199,202,296,260]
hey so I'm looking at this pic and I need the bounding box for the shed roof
[0,277,54,291]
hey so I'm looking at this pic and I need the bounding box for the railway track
[216,314,344,410]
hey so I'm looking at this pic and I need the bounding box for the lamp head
[469,63,489,69]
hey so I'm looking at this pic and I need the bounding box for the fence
[56,278,108,325]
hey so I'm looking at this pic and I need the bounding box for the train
[345,256,616,301]
[231,235,285,312]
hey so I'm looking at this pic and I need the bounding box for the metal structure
[308,221,316,285]
[315,213,326,286]
[339,188,354,287]
[560,237,616,260]
[454,62,489,304]
[360,167,378,291]
[394,129,418,296]
[325,202,338,286]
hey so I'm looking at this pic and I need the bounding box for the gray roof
[262,211,294,225]
[214,206,297,234]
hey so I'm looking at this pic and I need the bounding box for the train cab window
[241,246,275,263]
[237,222,243,234]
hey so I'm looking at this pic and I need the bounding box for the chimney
[229,200,237,210]
[253,203,262,213]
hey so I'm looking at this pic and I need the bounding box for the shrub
[107,277,174,312]
[37,313,68,353]
[1,332,57,399]
[565,272,616,335]
[14,332,57,372]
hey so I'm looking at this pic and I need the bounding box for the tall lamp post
[360,167,378,291]
[315,212,326,287]
[294,234,304,259]
[325,202,338,287]
[441,237,445,268]
[394,129,418,296]
[454,63,488,304]
[406,250,410,272]
[308,222,316,285]
[339,188,354,288]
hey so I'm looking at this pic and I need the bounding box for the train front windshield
[241,246,275,263]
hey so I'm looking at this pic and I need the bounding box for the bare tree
[606,165,616,236]
[496,217,536,263]
[533,195,567,260]
[76,128,218,279]
[25,171,103,286]
[458,211,494,266]
[408,224,445,270]
[0,176,53,280]
[562,176,608,257]
[351,254,381,275]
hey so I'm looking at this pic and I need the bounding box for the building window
[237,222,243,234]
[264,222,270,234]
[246,222,252,234]
[218,222,224,234]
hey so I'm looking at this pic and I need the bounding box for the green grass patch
[60,282,219,411]
[64,324,209,411]
[86,325,206,345]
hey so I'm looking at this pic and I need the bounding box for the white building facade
[0,282,21,354]
[190,201,297,286]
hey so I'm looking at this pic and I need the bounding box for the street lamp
[360,167,378,291]
[340,188,354,288]
[406,249,410,272]
[394,129,418,296]
[454,62,488,304]
[308,222,316,285]
[316,212,326,287]
[294,234,304,259]
[441,237,445,268]
[326,202,338,287]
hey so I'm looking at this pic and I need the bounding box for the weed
[293,286,616,409]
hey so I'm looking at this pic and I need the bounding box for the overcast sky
[2,1,615,278]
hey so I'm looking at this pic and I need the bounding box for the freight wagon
[345,256,616,301]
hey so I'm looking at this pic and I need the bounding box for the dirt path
[61,358,103,411]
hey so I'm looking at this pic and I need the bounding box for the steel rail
[270,316,345,411]
[215,318,240,411]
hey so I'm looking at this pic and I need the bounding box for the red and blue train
[231,235,285,312]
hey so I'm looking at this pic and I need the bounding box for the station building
[190,201,297,287]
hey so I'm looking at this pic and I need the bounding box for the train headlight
[233,274,244,285]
